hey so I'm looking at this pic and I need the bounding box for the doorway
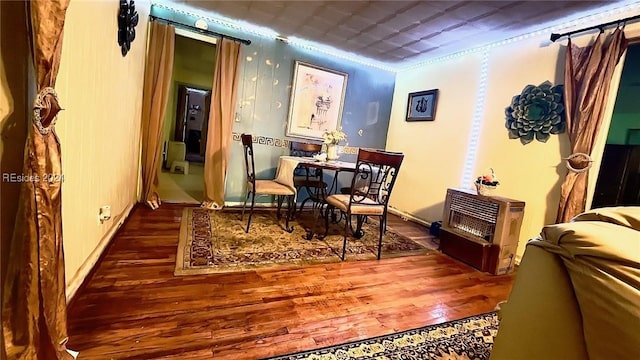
[157,33,216,204]
[592,43,640,207]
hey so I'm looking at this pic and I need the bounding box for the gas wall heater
[439,188,525,275]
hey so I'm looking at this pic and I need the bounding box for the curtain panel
[556,28,628,223]
[202,38,242,209]
[2,0,75,359]
[140,21,175,209]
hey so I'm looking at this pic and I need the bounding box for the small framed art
[406,89,438,121]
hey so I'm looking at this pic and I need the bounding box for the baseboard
[387,208,524,268]
[65,202,135,302]
[388,207,432,228]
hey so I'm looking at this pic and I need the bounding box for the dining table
[275,156,359,239]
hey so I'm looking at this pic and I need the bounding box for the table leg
[304,203,323,240]
[346,214,366,239]
[284,195,294,233]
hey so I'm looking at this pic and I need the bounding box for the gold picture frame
[286,61,348,141]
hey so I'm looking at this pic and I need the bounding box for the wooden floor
[66,204,515,360]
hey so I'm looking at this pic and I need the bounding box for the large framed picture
[286,61,348,141]
[406,89,439,121]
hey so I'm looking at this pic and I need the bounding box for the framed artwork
[286,61,348,141]
[406,89,439,121]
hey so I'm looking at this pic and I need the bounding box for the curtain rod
[149,15,251,45]
[550,13,640,42]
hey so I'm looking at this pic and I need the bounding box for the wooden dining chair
[241,134,295,233]
[323,148,404,260]
[289,141,326,214]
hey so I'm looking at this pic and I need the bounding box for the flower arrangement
[322,129,347,145]
[475,168,499,195]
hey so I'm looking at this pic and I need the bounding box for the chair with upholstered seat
[241,134,295,233]
[323,148,404,260]
[289,141,326,214]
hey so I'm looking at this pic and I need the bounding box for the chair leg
[382,215,387,234]
[377,215,385,260]
[341,215,349,261]
[276,195,283,219]
[353,215,366,239]
[323,205,332,238]
[284,195,294,233]
[292,195,298,218]
[245,192,256,233]
[241,190,250,220]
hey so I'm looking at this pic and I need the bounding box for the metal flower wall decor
[505,81,566,145]
[118,0,139,57]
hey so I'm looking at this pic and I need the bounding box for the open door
[200,90,211,157]
[174,85,188,142]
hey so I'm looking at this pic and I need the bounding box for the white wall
[388,7,640,259]
[56,0,150,298]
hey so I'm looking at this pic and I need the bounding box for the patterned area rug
[175,207,431,275]
[267,312,499,360]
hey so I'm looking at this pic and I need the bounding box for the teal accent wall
[151,7,396,203]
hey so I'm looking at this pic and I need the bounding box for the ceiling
[169,0,626,67]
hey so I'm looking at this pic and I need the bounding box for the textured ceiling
[171,1,620,66]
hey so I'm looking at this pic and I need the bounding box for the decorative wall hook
[563,153,594,173]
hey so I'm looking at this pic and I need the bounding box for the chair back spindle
[348,149,404,210]
[289,141,322,157]
[289,141,323,179]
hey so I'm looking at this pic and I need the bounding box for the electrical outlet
[99,205,111,223]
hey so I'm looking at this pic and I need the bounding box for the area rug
[175,207,431,275]
[266,312,499,360]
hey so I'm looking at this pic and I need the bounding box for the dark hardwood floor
[66,204,515,360]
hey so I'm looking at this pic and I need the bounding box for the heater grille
[448,192,499,241]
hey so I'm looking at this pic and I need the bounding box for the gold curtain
[140,21,175,209]
[556,28,628,223]
[2,0,74,359]
[202,38,242,209]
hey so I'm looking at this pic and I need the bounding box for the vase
[326,144,339,161]
[475,182,497,196]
